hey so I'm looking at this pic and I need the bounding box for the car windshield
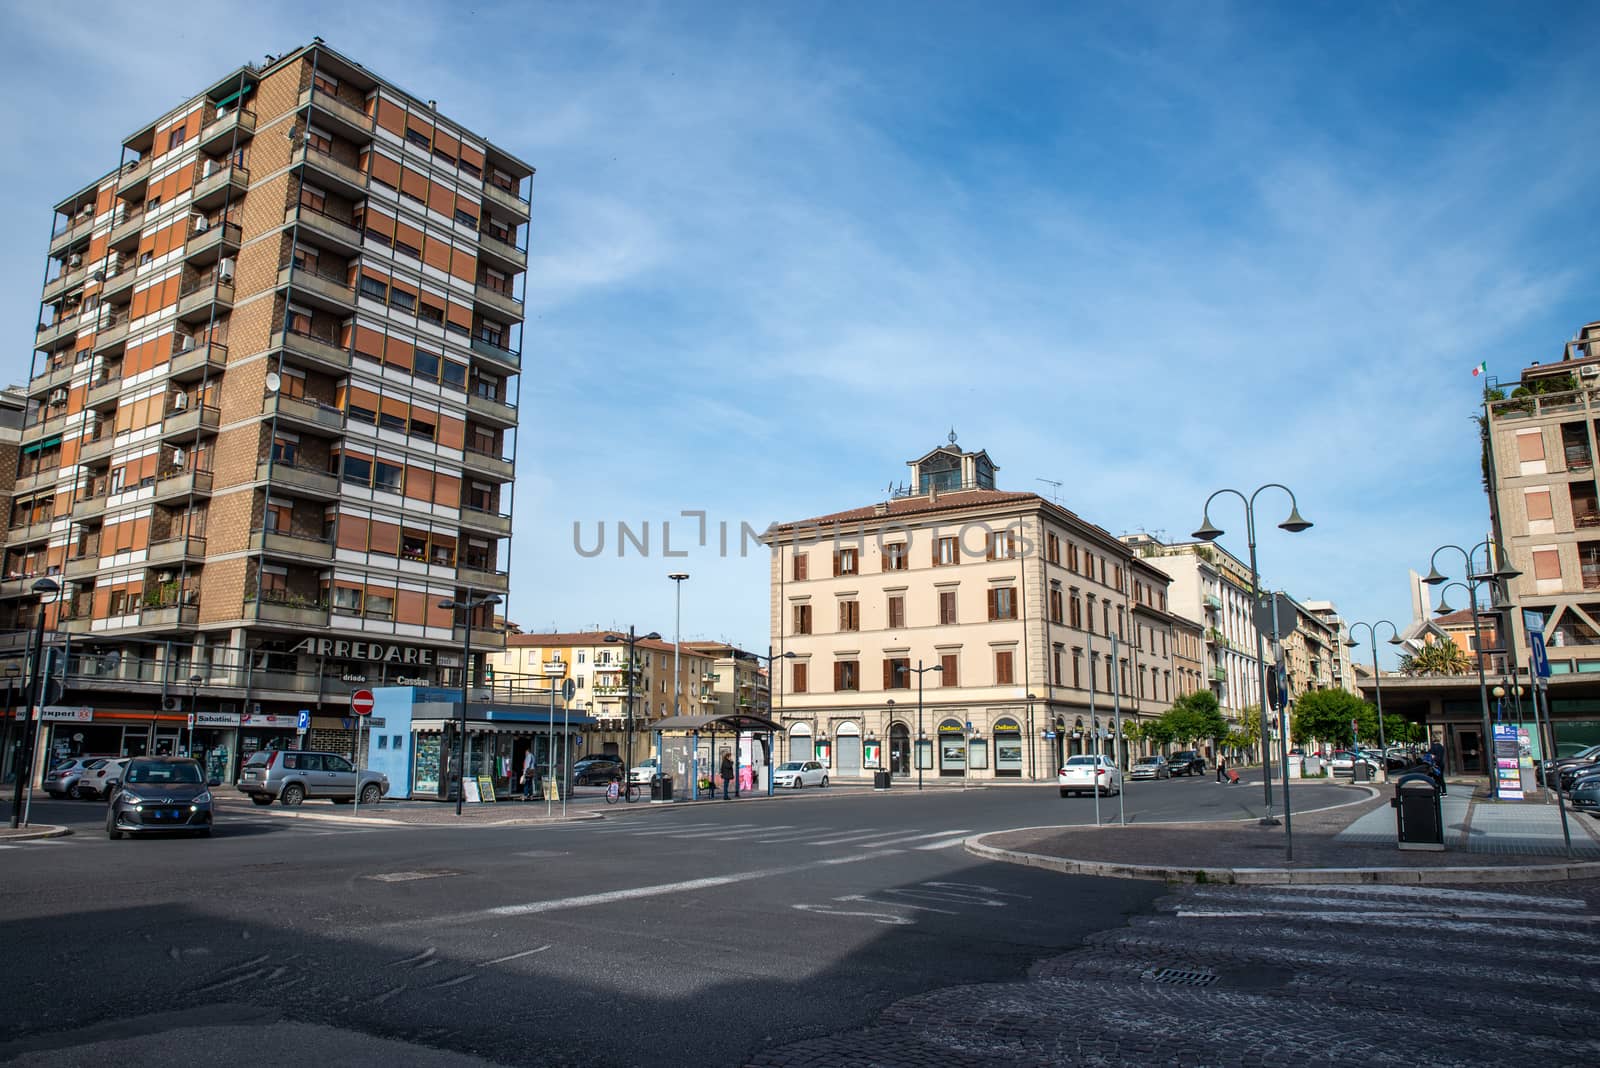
[244,751,272,767]
[1135,757,1159,765]
[125,761,202,785]
[1066,756,1100,766]
[778,762,803,771]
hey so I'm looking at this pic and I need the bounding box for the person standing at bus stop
[522,748,538,801]
[720,751,734,800]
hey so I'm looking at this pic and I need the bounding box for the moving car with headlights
[1130,755,1171,780]
[773,760,828,789]
[43,756,112,799]
[1059,754,1122,797]
[236,749,388,806]
[107,757,212,839]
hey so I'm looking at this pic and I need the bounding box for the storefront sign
[242,712,299,727]
[1493,723,1525,800]
[341,673,368,683]
[541,661,566,676]
[39,706,93,722]
[290,638,437,665]
[196,711,241,727]
[394,676,429,686]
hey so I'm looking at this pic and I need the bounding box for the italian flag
[1472,361,1487,377]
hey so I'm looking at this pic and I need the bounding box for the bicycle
[604,778,640,804]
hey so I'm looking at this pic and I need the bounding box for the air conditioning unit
[48,388,67,405]
[192,215,210,234]
[162,696,182,711]
[251,702,263,715]
[218,258,236,284]
[202,158,217,178]
[157,571,173,582]
[1580,365,1599,378]
[68,254,82,268]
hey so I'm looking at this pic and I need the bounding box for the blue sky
[4,2,1598,664]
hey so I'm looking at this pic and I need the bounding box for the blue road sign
[1530,631,1552,679]
[297,709,310,730]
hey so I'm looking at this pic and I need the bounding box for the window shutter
[881,550,890,571]
[832,551,841,577]
[834,662,844,690]
[883,659,894,689]
[987,588,997,620]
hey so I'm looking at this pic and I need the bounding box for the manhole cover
[365,869,463,882]
[1144,967,1218,987]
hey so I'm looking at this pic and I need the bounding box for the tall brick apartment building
[7,41,528,783]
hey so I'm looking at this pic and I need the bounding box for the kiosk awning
[649,712,783,733]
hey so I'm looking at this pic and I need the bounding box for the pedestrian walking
[1216,754,1228,784]
[522,749,538,801]
[720,752,734,800]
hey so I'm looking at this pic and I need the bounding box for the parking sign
[1530,631,1551,679]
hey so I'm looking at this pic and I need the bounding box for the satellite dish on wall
[265,372,282,394]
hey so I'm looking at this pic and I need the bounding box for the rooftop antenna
[1035,477,1062,502]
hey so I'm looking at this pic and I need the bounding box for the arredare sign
[290,638,437,665]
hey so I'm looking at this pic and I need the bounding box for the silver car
[43,756,112,799]
[236,749,388,806]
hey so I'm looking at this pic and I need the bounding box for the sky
[4,1,1598,666]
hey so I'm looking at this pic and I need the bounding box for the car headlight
[120,792,145,805]
[194,791,211,804]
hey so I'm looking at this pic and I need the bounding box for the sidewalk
[968,783,1600,884]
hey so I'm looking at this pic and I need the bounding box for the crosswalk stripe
[698,826,799,840]
[862,829,974,847]
[1182,889,1589,912]
[1175,907,1600,924]
[913,834,974,851]
[1239,884,1590,908]
[799,829,891,845]
[658,824,768,839]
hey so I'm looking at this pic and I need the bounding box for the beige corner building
[763,438,1184,782]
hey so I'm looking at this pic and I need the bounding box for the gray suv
[236,748,388,806]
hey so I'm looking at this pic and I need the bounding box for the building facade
[7,41,529,785]
[1302,599,1359,695]
[683,640,771,719]
[763,439,1177,781]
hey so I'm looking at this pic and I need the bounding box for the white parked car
[1328,750,1381,776]
[628,758,661,786]
[1059,755,1122,797]
[773,760,828,789]
[75,758,129,800]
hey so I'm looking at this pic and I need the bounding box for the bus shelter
[649,711,783,800]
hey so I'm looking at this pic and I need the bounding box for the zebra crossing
[569,818,975,852]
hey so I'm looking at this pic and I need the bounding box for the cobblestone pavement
[745,878,1600,1067]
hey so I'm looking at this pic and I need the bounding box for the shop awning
[650,712,783,733]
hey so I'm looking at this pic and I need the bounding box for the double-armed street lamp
[1423,540,1520,798]
[1345,620,1404,755]
[605,627,661,790]
[908,660,942,790]
[440,590,502,816]
[10,577,60,829]
[1193,484,1312,825]
[753,644,795,795]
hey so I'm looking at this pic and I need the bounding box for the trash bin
[650,775,674,803]
[873,770,892,791]
[1391,771,1444,851]
[1354,761,1373,783]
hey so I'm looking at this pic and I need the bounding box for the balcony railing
[467,391,517,426]
[101,264,137,301]
[1565,444,1592,472]
[115,156,152,196]
[470,336,521,371]
[79,435,117,463]
[461,446,514,481]
[108,208,144,250]
[456,565,509,592]
[198,107,256,153]
[482,178,530,221]
[141,603,200,629]
[1208,666,1228,681]
[265,392,344,433]
[49,214,95,254]
[152,468,213,502]
[248,594,331,629]
[300,87,375,140]
[169,340,226,381]
[93,312,132,353]
[477,227,527,270]
[258,459,340,499]
[161,404,220,440]
[473,282,524,323]
[42,265,87,302]
[147,535,206,566]
[459,504,512,535]
[184,220,242,265]
[289,203,362,251]
[36,310,84,349]
[278,263,356,309]
[176,275,235,322]
[250,529,335,562]
[294,144,368,195]
[273,328,352,373]
[28,362,73,396]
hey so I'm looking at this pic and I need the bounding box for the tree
[1291,688,1376,748]
[1235,704,1264,759]
[1398,640,1471,677]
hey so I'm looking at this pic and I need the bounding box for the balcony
[64,555,99,581]
[1203,594,1223,612]
[473,282,524,324]
[49,214,95,256]
[459,505,512,536]
[258,459,339,500]
[184,221,241,266]
[250,597,330,628]
[36,311,83,350]
[1208,666,1228,682]
[108,209,144,252]
[293,145,367,199]
[86,373,122,409]
[72,491,109,521]
[265,392,344,435]
[115,156,152,199]
[198,107,256,154]
[289,204,362,255]
[93,313,132,355]
[79,435,116,464]
[461,447,514,481]
[42,265,87,302]
[27,362,73,397]
[456,565,509,593]
[251,530,335,562]
[190,161,249,211]
[482,179,530,222]
[299,87,374,142]
[147,535,206,567]
[467,391,517,427]
[477,230,527,273]
[272,329,351,374]
[176,277,235,324]
[169,340,226,382]
[470,336,521,373]
[452,625,507,651]
[160,404,220,442]
[12,468,60,497]
[151,468,213,503]
[141,603,199,629]
[58,615,93,636]
[100,264,137,302]
[278,264,355,312]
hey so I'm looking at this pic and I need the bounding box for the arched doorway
[788,723,812,764]
[835,722,862,777]
[889,722,911,775]
[938,719,965,777]
[994,718,1022,777]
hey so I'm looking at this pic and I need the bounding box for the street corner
[0,824,72,842]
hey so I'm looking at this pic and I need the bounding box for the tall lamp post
[1,664,19,785]
[439,590,502,816]
[1423,540,1520,798]
[10,577,60,829]
[185,673,201,757]
[605,628,661,789]
[885,698,896,775]
[909,660,942,790]
[1193,484,1312,826]
[753,645,795,793]
[1345,621,1404,756]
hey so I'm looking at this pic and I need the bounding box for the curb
[0,825,72,842]
[963,834,1600,885]
[218,804,607,828]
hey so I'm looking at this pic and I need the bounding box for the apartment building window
[167,127,185,151]
[883,543,908,571]
[306,126,334,154]
[1053,645,1063,685]
[793,662,808,693]
[793,604,812,635]
[1117,606,1126,637]
[341,454,372,486]
[839,600,860,632]
[888,594,906,629]
[939,590,957,625]
[1072,648,1082,688]
[1069,593,1081,629]
[988,587,1017,621]
[934,536,959,566]
[995,649,1015,685]
[1049,588,1064,623]
[271,434,298,465]
[312,71,340,96]
[1533,549,1562,581]
[987,531,1016,560]
[793,554,808,581]
[1047,533,1060,565]
[1083,550,1093,579]
[389,287,416,312]
[332,586,362,614]
[265,500,292,534]
[366,592,395,620]
[1114,565,1124,592]
[884,658,910,689]
[359,275,388,302]
[406,126,432,150]
[1068,544,1079,571]
[940,653,958,686]
[1103,602,1112,634]
[299,183,328,213]
[1085,594,1095,633]
[834,547,858,576]
[834,661,859,691]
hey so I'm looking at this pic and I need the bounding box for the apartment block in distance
[11,41,530,783]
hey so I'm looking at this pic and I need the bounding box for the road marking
[855,829,974,848]
[424,851,897,924]
[430,974,475,989]
[913,834,974,851]
[660,824,768,839]
[1185,890,1590,912]
[1175,908,1600,923]
[1256,884,1590,908]
[803,829,894,845]
[367,870,461,883]
[698,825,800,840]
[395,947,437,966]
[792,903,915,925]
[480,944,552,967]
[836,893,957,915]
[195,968,266,993]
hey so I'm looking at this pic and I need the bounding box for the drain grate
[1144,967,1218,987]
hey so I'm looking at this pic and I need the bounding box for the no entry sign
[351,689,375,716]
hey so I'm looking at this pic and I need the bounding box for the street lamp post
[1026,692,1037,781]
[886,698,896,776]
[668,573,689,790]
[10,578,60,829]
[0,664,19,785]
[185,673,201,757]
[1193,484,1312,826]
[439,590,502,816]
[753,644,795,796]
[909,660,942,790]
[1423,541,1521,798]
[605,628,661,793]
[1345,621,1404,757]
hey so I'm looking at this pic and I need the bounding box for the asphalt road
[0,777,1359,1066]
